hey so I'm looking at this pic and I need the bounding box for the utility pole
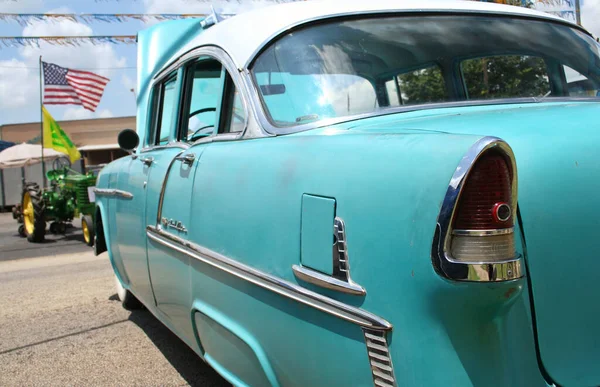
[575,0,581,26]
[39,56,46,188]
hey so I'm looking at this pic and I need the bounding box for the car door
[146,57,236,343]
[114,150,153,304]
[115,69,181,316]
[119,70,185,306]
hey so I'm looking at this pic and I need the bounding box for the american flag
[43,61,110,112]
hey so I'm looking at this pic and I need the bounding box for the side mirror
[118,129,139,152]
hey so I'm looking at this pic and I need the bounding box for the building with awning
[0,116,134,208]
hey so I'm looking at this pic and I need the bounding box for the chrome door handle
[139,156,154,166]
[175,153,195,165]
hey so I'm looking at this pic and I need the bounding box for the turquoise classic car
[94,1,600,386]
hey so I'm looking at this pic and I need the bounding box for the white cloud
[62,107,114,121]
[19,19,127,79]
[143,0,277,15]
[0,18,127,111]
[534,0,600,39]
[121,74,136,93]
[0,59,38,109]
[582,0,600,39]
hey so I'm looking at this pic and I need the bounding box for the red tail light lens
[453,153,513,230]
[450,151,517,263]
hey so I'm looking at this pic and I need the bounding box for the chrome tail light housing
[432,137,523,282]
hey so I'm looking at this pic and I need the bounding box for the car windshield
[252,15,600,128]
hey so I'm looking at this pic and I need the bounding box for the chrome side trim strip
[291,265,366,296]
[431,136,523,282]
[363,329,396,387]
[94,188,133,199]
[146,225,392,331]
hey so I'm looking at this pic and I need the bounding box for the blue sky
[0,0,599,127]
[0,0,147,125]
[0,0,272,126]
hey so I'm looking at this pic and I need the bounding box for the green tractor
[19,157,98,246]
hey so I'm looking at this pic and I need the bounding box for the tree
[390,55,550,105]
[462,56,550,99]
[398,67,446,104]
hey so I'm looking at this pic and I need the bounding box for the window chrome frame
[139,142,190,154]
[143,45,260,154]
[431,136,524,282]
[244,11,595,136]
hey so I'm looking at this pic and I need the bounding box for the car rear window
[252,15,600,129]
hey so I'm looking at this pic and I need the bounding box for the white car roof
[172,0,583,69]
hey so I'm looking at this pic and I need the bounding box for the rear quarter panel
[185,129,544,386]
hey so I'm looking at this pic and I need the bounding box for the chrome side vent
[363,329,396,387]
[333,217,350,279]
[292,216,366,295]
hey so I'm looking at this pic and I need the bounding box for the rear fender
[94,202,130,287]
[191,299,279,387]
[94,205,107,256]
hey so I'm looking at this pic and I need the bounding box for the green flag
[42,106,81,163]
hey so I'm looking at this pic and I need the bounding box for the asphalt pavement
[0,212,91,261]
[0,213,229,386]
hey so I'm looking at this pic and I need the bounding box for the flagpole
[39,55,45,189]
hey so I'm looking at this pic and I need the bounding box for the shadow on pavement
[0,213,91,261]
[63,233,86,244]
[111,294,229,387]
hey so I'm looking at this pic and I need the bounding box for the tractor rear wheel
[81,215,95,247]
[22,184,46,243]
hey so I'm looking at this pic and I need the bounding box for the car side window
[183,60,223,142]
[563,65,600,97]
[154,74,178,146]
[385,64,446,106]
[181,58,247,143]
[220,74,247,134]
[461,55,551,99]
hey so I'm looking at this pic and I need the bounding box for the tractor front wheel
[81,215,95,247]
[22,184,46,243]
[12,204,21,221]
[18,224,26,238]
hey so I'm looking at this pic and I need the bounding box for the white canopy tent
[0,143,64,169]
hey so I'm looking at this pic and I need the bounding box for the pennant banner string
[0,35,137,48]
[92,0,299,2]
[0,13,214,26]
